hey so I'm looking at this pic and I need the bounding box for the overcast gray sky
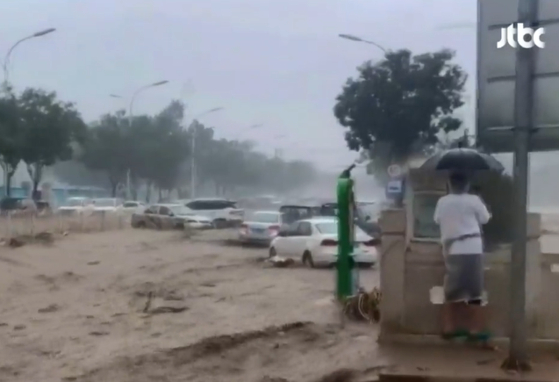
[1,0,477,170]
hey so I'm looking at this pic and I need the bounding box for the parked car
[355,201,383,238]
[57,197,93,214]
[92,198,123,212]
[179,198,244,228]
[237,195,283,210]
[1,197,27,213]
[131,203,213,230]
[269,218,378,268]
[122,200,145,212]
[0,197,50,215]
[318,201,382,239]
[278,204,321,226]
[238,211,284,245]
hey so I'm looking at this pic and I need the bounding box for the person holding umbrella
[421,145,504,343]
[433,171,492,342]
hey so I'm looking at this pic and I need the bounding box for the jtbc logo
[496,23,545,49]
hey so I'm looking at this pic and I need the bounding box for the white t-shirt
[433,193,491,255]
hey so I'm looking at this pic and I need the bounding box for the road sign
[387,164,402,178]
[385,179,403,199]
[477,0,559,153]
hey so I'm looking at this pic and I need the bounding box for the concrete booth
[377,159,559,346]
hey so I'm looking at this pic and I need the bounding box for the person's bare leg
[441,302,454,333]
[468,304,485,332]
[468,303,495,349]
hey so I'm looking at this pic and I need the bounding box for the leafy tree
[82,101,190,199]
[81,111,130,196]
[334,49,467,182]
[137,100,190,195]
[201,138,240,195]
[52,159,111,189]
[284,160,317,190]
[17,88,87,198]
[187,119,216,194]
[0,91,22,196]
[185,121,318,197]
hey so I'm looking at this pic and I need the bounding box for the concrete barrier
[378,206,550,345]
[0,209,133,239]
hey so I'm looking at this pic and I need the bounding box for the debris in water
[268,256,295,268]
[89,331,109,336]
[38,304,60,313]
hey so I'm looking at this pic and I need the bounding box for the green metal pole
[336,175,354,299]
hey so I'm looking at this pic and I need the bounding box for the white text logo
[496,23,545,49]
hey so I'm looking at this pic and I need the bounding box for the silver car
[238,211,283,245]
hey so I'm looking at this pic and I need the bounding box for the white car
[269,218,378,268]
[92,198,123,212]
[183,213,214,229]
[238,211,284,245]
[122,200,145,213]
[131,204,213,229]
[179,198,244,228]
[57,197,94,214]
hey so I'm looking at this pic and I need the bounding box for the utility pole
[502,0,537,371]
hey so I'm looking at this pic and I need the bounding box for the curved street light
[3,28,56,88]
[338,33,387,54]
[193,107,224,119]
[233,123,264,140]
[128,80,169,123]
[2,27,56,194]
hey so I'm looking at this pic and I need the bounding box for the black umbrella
[420,148,504,172]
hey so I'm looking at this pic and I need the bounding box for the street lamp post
[128,80,169,124]
[338,33,387,54]
[2,28,56,196]
[111,80,169,200]
[189,107,224,198]
[3,28,56,90]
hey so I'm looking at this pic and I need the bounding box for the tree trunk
[108,175,119,197]
[4,167,16,197]
[145,181,152,203]
[158,188,163,202]
[31,180,39,200]
[26,164,43,201]
[5,172,12,197]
